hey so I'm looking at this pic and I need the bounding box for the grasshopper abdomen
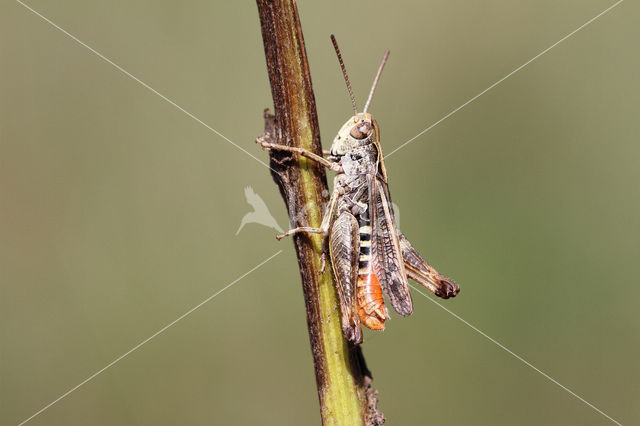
[356,204,387,330]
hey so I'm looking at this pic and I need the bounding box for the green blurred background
[1,1,638,425]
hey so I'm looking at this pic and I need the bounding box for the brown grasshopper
[258,35,459,344]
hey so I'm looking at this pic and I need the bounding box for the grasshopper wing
[329,211,363,344]
[368,175,414,316]
[398,232,459,299]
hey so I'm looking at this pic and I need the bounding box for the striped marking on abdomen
[357,210,387,330]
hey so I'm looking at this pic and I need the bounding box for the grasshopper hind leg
[329,211,363,344]
[398,232,460,298]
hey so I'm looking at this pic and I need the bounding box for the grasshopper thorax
[330,112,378,157]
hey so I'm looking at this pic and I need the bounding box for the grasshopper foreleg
[256,141,343,173]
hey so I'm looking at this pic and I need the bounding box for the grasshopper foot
[435,278,460,299]
[318,252,327,274]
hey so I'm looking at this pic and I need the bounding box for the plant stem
[255,1,384,425]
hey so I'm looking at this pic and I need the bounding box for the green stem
[255,1,383,425]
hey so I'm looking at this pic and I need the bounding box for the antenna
[330,34,358,118]
[363,50,390,114]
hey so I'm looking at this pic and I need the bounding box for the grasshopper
[258,35,459,344]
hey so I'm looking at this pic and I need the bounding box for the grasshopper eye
[350,121,371,139]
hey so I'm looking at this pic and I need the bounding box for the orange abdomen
[357,270,387,330]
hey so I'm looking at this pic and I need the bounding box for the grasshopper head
[330,112,379,156]
[328,36,388,159]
